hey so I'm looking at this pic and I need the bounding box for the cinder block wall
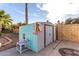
[57,24,79,43]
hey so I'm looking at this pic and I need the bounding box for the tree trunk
[2,24,5,32]
[0,24,2,32]
[25,3,28,24]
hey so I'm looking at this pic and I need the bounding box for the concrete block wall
[57,24,79,43]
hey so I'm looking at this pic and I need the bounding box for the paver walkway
[0,33,18,52]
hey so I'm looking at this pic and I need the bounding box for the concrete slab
[0,40,79,56]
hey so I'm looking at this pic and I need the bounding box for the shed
[19,21,54,52]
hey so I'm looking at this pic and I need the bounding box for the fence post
[54,24,56,42]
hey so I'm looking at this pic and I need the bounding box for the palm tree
[0,10,12,31]
[25,3,28,24]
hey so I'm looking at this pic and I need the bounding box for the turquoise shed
[19,21,54,52]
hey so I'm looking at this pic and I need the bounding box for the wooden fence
[57,24,79,43]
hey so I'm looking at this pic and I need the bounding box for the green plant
[0,10,13,32]
[65,17,79,24]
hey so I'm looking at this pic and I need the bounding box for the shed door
[45,25,53,47]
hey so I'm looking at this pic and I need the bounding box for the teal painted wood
[19,24,38,52]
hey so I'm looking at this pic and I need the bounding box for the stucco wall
[57,24,79,43]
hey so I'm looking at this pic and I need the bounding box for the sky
[0,0,79,24]
[0,3,48,24]
[28,3,48,23]
[0,3,25,24]
[36,0,79,23]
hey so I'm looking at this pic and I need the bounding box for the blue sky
[28,3,48,23]
[0,2,79,24]
[0,3,48,24]
[0,3,26,24]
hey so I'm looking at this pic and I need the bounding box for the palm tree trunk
[25,3,28,24]
[2,24,5,32]
[0,24,2,32]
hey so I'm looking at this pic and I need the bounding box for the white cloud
[30,19,41,23]
[14,9,25,16]
[32,13,39,17]
[36,0,79,23]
